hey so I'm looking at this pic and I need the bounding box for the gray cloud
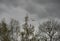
[26,0,60,18]
[0,0,60,19]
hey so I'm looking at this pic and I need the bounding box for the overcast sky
[0,0,60,24]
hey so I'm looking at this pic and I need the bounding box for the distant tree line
[0,15,60,41]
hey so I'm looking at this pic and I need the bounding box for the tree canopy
[0,17,60,41]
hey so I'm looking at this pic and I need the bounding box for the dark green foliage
[0,19,20,41]
[0,19,10,41]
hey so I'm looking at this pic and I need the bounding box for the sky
[0,0,60,25]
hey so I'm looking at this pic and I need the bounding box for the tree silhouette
[0,18,20,41]
[21,15,35,41]
[39,19,60,41]
[0,19,10,41]
[9,19,20,41]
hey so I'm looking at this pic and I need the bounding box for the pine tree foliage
[0,19,10,41]
[0,19,20,41]
[21,15,36,41]
[0,16,60,41]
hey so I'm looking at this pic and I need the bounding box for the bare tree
[9,19,20,41]
[38,19,60,41]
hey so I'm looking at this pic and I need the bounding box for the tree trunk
[50,36,52,41]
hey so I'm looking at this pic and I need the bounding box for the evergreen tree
[21,15,35,41]
[0,19,10,41]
